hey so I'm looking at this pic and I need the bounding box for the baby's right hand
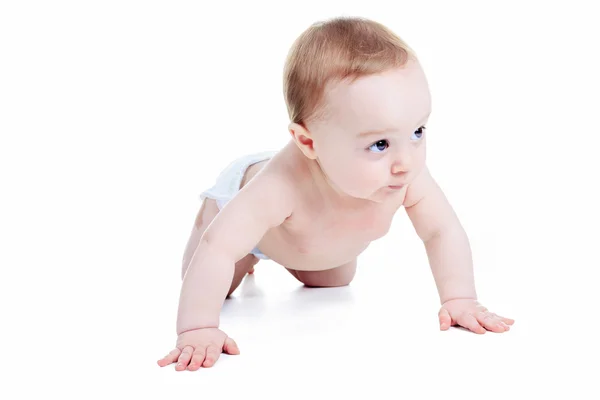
[157,328,240,371]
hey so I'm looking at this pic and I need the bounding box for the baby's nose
[391,156,411,174]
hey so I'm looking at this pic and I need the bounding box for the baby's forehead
[328,69,428,106]
[326,86,429,123]
[331,61,425,92]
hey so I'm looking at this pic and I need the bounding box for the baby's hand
[157,328,240,371]
[438,299,514,334]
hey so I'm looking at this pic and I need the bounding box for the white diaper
[199,151,277,260]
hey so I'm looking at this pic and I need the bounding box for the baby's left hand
[438,298,514,334]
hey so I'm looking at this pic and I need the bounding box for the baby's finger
[187,347,207,371]
[494,313,515,325]
[438,308,452,330]
[491,315,513,330]
[223,336,240,355]
[203,345,221,368]
[476,312,505,333]
[457,313,486,334]
[176,346,194,371]
[487,312,514,325]
[157,348,181,367]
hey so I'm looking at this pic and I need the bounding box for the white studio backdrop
[1,1,599,399]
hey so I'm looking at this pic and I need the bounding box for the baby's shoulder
[260,146,311,185]
[240,150,306,204]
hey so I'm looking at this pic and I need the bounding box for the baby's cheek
[348,173,381,196]
[328,161,356,182]
[325,157,375,192]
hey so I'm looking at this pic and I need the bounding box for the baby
[158,16,514,372]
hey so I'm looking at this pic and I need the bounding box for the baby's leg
[181,198,259,297]
[286,259,357,288]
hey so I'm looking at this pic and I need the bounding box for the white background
[1,0,599,398]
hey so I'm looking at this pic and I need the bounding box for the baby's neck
[303,156,372,211]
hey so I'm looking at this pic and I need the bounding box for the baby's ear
[288,122,317,159]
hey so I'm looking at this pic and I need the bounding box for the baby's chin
[342,186,393,203]
[369,185,406,201]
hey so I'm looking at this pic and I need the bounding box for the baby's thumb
[438,308,452,330]
[223,336,240,355]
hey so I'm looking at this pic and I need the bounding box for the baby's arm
[404,167,513,333]
[403,166,476,304]
[177,168,295,334]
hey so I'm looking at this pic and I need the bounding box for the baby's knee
[293,262,357,288]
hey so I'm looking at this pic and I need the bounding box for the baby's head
[283,16,432,202]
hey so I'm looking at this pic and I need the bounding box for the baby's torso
[240,148,406,271]
[269,195,404,270]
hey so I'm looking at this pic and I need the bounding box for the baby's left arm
[404,167,514,334]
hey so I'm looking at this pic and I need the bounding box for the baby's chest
[283,208,395,255]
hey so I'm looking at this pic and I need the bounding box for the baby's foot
[247,256,259,274]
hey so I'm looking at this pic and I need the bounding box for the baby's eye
[368,139,389,153]
[411,126,426,141]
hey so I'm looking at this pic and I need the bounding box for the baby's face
[312,60,432,202]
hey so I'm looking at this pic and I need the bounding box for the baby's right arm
[176,167,295,334]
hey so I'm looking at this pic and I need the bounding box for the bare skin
[179,151,362,298]
[158,61,514,372]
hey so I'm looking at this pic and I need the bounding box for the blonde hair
[283,16,417,127]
